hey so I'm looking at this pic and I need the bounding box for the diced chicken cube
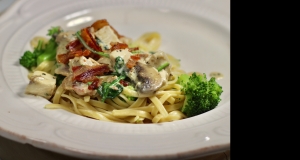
[73,82,97,96]
[54,63,70,76]
[69,56,100,69]
[94,26,121,50]
[110,48,131,68]
[55,31,77,55]
[97,57,113,70]
[54,31,77,76]
[25,71,56,99]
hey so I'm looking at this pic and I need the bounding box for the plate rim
[0,0,230,159]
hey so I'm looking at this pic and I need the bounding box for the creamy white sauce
[55,31,76,55]
[110,49,131,68]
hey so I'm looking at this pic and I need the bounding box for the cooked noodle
[28,20,187,124]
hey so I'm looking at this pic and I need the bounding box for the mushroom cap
[128,62,163,96]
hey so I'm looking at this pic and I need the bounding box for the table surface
[0,135,230,160]
[0,1,230,159]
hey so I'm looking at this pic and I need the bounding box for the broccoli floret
[19,51,37,70]
[47,26,60,37]
[19,26,61,70]
[19,40,44,70]
[177,72,223,117]
[36,39,56,65]
[36,26,61,65]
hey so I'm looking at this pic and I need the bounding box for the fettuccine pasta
[43,60,185,123]
[23,19,189,124]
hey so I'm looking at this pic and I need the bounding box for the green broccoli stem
[37,52,56,65]
[157,62,170,71]
[20,26,61,69]
[32,40,44,57]
[75,31,110,58]
[36,39,57,65]
[35,40,43,52]
[44,39,56,52]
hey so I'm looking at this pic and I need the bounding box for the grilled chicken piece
[25,71,56,99]
[55,30,77,56]
[69,56,100,68]
[61,56,110,96]
[54,63,70,76]
[94,25,121,51]
[54,30,77,75]
[61,75,97,96]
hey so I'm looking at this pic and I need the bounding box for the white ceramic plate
[0,0,230,159]
[0,0,16,15]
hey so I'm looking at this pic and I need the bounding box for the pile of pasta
[47,73,185,123]
[29,28,187,124]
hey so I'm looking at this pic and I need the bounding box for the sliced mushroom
[127,62,163,96]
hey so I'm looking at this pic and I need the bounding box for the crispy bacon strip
[57,34,103,64]
[67,39,82,51]
[81,27,102,51]
[119,80,129,87]
[57,49,92,64]
[57,39,83,64]
[73,64,110,83]
[88,79,100,90]
[126,54,141,69]
[128,47,139,52]
[110,42,128,51]
[58,19,133,64]
[110,42,139,52]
